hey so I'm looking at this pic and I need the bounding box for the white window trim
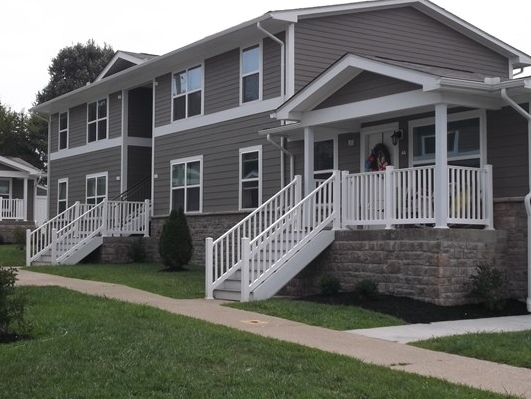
[171,64,204,122]
[408,110,485,167]
[169,155,203,214]
[239,145,262,211]
[58,111,69,150]
[86,98,109,143]
[85,172,108,204]
[240,43,262,105]
[57,178,68,213]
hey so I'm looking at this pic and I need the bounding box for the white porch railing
[0,198,24,220]
[342,165,493,229]
[205,175,302,299]
[27,199,150,265]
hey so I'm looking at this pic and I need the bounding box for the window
[59,112,68,150]
[0,179,10,199]
[239,146,262,209]
[411,114,481,167]
[171,157,202,213]
[87,99,108,142]
[86,173,107,205]
[314,139,336,180]
[58,179,68,213]
[241,45,261,103]
[173,65,203,121]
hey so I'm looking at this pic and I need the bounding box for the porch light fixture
[391,129,403,146]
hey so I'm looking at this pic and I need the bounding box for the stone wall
[0,221,35,244]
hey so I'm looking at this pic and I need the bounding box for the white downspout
[267,134,294,185]
[501,88,531,312]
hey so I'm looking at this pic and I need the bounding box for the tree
[35,39,114,105]
[0,102,46,170]
[158,208,193,271]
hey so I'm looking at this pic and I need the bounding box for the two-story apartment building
[31,0,531,309]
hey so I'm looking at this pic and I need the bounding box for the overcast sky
[1,0,530,112]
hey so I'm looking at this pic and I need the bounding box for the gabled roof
[96,51,157,81]
[0,156,43,178]
[31,0,531,115]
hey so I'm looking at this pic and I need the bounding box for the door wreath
[365,143,391,171]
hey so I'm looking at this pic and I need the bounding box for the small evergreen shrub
[13,228,26,250]
[355,278,380,301]
[468,266,507,311]
[128,237,146,263]
[0,267,28,339]
[319,274,341,296]
[158,207,193,271]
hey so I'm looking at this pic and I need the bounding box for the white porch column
[304,127,315,196]
[23,177,28,221]
[434,103,448,228]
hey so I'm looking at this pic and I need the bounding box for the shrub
[13,228,26,250]
[128,237,146,263]
[0,267,28,338]
[468,266,507,311]
[158,207,193,271]
[355,278,380,301]
[319,274,341,296]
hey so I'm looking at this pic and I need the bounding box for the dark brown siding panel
[204,49,240,114]
[48,147,122,217]
[317,72,421,109]
[128,87,153,138]
[109,92,122,139]
[487,105,529,198]
[295,7,509,91]
[153,113,281,215]
[69,104,87,148]
[155,74,171,127]
[127,146,152,188]
[263,33,283,100]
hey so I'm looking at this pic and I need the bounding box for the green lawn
[0,245,25,266]
[412,330,531,369]
[227,298,405,330]
[0,286,517,399]
[26,263,205,299]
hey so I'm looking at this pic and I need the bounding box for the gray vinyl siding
[263,34,283,101]
[316,72,421,109]
[68,104,88,149]
[153,113,281,215]
[154,73,171,127]
[50,114,59,153]
[48,147,122,217]
[128,87,153,138]
[295,7,509,91]
[204,49,240,114]
[109,92,122,139]
[487,105,529,198]
[0,164,17,172]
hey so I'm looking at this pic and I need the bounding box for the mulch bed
[298,292,529,324]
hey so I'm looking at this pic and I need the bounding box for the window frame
[85,172,108,205]
[0,179,11,199]
[172,64,204,122]
[239,145,262,211]
[58,111,69,150]
[240,44,262,104]
[409,110,485,167]
[57,178,68,213]
[87,98,108,143]
[313,138,337,180]
[170,155,203,214]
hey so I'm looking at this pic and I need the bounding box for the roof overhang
[0,156,43,178]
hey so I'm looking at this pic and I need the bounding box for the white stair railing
[205,176,302,299]
[241,171,340,301]
[0,198,25,220]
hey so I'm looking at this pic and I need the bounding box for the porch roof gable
[0,156,43,179]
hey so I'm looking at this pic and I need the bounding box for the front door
[361,123,400,172]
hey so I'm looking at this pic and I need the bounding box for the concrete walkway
[15,269,531,398]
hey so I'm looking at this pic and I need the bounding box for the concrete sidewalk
[15,269,531,398]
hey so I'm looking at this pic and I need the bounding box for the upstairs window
[173,65,203,121]
[87,99,108,142]
[239,146,262,210]
[86,173,107,205]
[241,45,261,103]
[171,157,202,213]
[59,112,68,150]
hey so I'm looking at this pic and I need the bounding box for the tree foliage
[158,208,193,271]
[35,39,114,105]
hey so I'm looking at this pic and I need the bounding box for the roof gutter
[501,88,531,313]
